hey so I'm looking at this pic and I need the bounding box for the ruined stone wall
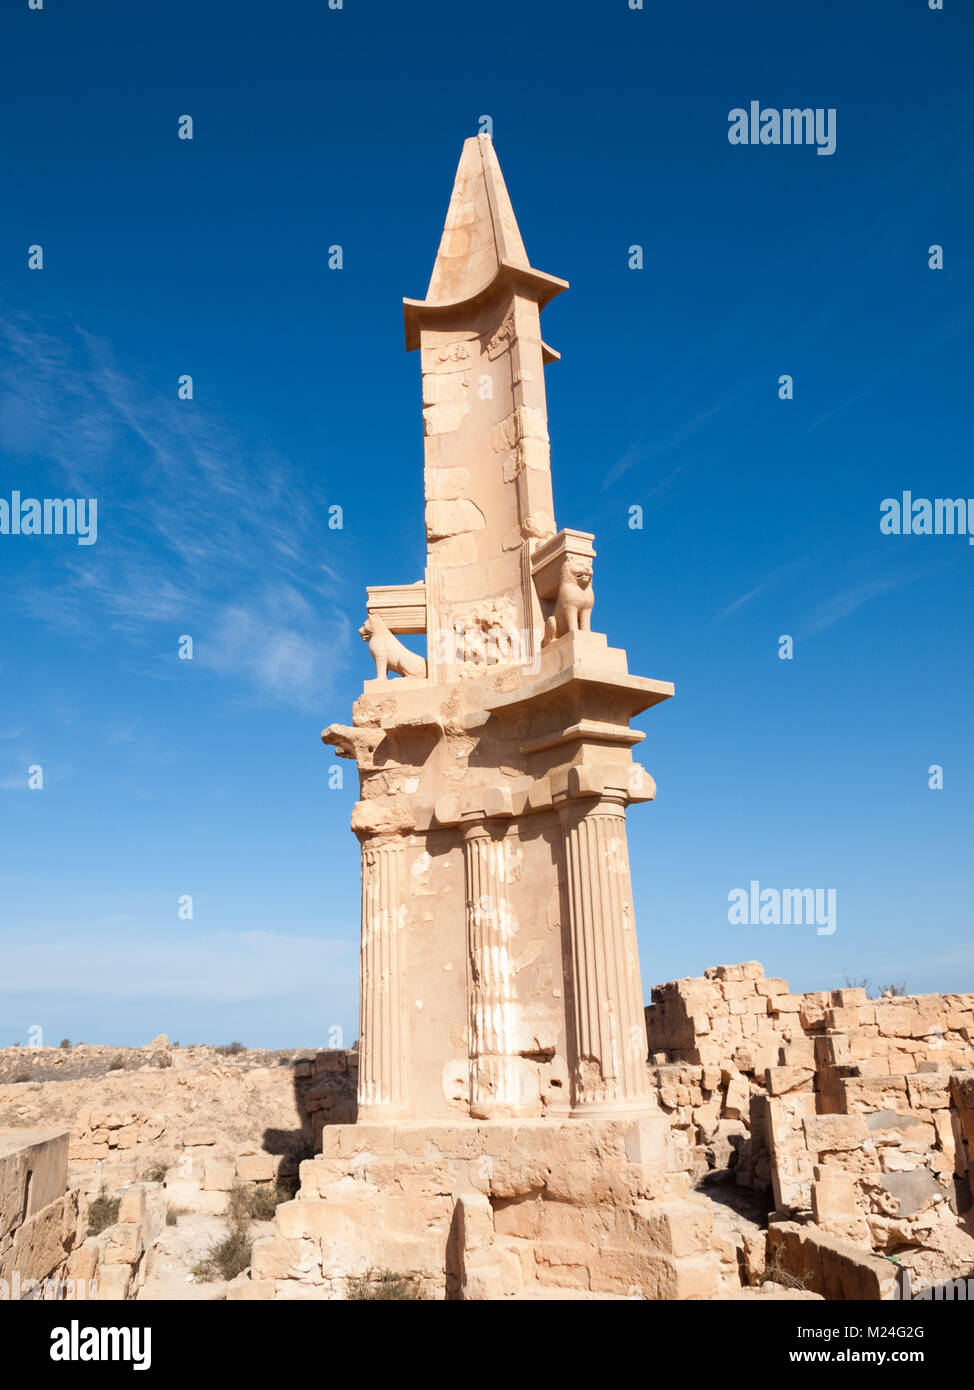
[647,961,801,1071]
[645,966,973,1170]
[298,1048,358,1146]
[645,962,974,1295]
[646,965,974,1077]
[818,993,974,1085]
[645,963,833,1183]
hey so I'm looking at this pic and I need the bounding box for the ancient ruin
[329,133,670,1127]
[2,137,971,1305]
[236,133,699,1300]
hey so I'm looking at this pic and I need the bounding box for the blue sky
[1,0,972,1047]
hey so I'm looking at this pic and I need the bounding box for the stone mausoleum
[243,135,719,1300]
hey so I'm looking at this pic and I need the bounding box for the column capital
[557,789,628,823]
[550,761,656,810]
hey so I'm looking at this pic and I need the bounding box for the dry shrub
[345,1268,427,1301]
[87,1191,121,1237]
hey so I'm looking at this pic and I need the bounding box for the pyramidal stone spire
[423,133,532,304]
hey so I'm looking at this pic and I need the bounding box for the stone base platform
[229,1115,720,1301]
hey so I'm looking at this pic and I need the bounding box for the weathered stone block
[638,1251,719,1300]
[276,1198,334,1241]
[811,1166,859,1223]
[840,1075,908,1113]
[104,1223,142,1266]
[780,1039,816,1067]
[622,1114,668,1166]
[638,1197,712,1257]
[766,1066,815,1096]
[117,1185,146,1225]
[3,1189,79,1284]
[182,1127,218,1148]
[492,1195,541,1240]
[203,1161,237,1192]
[251,1234,319,1281]
[236,1154,277,1184]
[767,994,803,1015]
[803,1114,869,1155]
[162,1178,226,1215]
[95,1263,131,1300]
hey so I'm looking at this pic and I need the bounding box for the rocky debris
[0,1046,357,1205]
[647,963,974,1300]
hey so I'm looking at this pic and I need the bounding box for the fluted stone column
[357,840,409,1120]
[559,793,652,1115]
[462,822,527,1118]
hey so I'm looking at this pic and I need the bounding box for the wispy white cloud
[0,308,349,708]
[603,412,722,490]
[713,560,810,626]
[801,574,911,637]
[202,586,353,709]
[716,583,769,621]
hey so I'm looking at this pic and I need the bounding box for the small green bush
[215,1041,245,1056]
